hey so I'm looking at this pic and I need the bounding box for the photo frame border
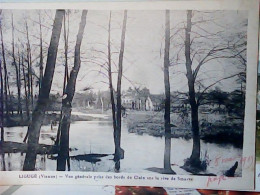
[0,0,258,190]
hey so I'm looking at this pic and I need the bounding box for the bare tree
[62,11,70,94]
[107,11,117,160]
[38,11,44,93]
[18,48,23,119]
[114,10,127,171]
[11,14,22,118]
[22,47,31,143]
[163,10,175,174]
[0,14,10,120]
[21,51,30,122]
[55,10,70,146]
[0,60,4,141]
[182,10,245,170]
[230,39,247,112]
[23,10,65,171]
[87,11,128,171]
[57,10,88,171]
[25,19,34,109]
[0,7,5,143]
[183,10,201,168]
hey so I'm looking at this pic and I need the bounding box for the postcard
[0,0,258,190]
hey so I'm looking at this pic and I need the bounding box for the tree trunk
[0,20,10,120]
[7,77,13,116]
[114,10,127,170]
[23,10,64,171]
[39,13,44,94]
[0,9,4,140]
[107,11,117,142]
[26,49,31,112]
[22,53,30,143]
[25,20,34,109]
[12,14,22,118]
[57,10,87,171]
[0,60,4,141]
[62,12,70,94]
[55,11,70,146]
[18,49,23,120]
[22,54,30,121]
[189,103,200,165]
[1,154,6,171]
[184,10,201,168]
[163,10,175,174]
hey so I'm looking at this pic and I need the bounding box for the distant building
[122,90,146,110]
[149,94,164,111]
[121,88,163,111]
[145,96,154,111]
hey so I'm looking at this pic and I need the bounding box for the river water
[0,119,243,176]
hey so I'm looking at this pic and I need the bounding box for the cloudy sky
[1,9,247,95]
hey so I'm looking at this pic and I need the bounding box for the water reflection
[1,121,243,175]
[1,154,6,171]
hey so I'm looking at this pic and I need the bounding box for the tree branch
[197,73,239,105]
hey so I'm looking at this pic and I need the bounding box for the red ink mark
[214,156,221,166]
[213,155,254,168]
[207,175,236,187]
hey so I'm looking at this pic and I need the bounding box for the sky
[1,9,248,95]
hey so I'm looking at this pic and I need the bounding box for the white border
[0,0,258,190]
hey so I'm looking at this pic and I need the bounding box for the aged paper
[0,0,258,190]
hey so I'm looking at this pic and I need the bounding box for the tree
[55,10,70,146]
[207,87,228,108]
[182,10,245,169]
[21,51,30,122]
[163,10,175,174]
[57,10,88,171]
[38,11,44,93]
[0,11,3,141]
[11,14,22,118]
[88,11,128,171]
[107,11,117,157]
[183,10,201,168]
[0,60,4,141]
[0,12,11,120]
[25,19,34,109]
[62,11,70,95]
[230,39,246,111]
[114,10,127,171]
[23,10,65,171]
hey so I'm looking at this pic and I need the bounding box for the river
[0,118,242,176]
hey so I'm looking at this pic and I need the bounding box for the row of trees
[23,10,66,170]
[0,10,48,142]
[0,9,128,170]
[0,9,246,172]
[20,9,128,171]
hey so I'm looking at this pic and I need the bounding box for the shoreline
[3,109,243,148]
[126,110,243,148]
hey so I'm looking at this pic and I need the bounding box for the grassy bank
[126,110,243,148]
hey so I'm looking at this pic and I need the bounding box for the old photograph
[0,8,247,175]
[0,0,258,190]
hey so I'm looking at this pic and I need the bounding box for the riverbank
[126,110,243,148]
[3,109,110,127]
[0,141,58,154]
[3,109,244,148]
[1,120,242,175]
